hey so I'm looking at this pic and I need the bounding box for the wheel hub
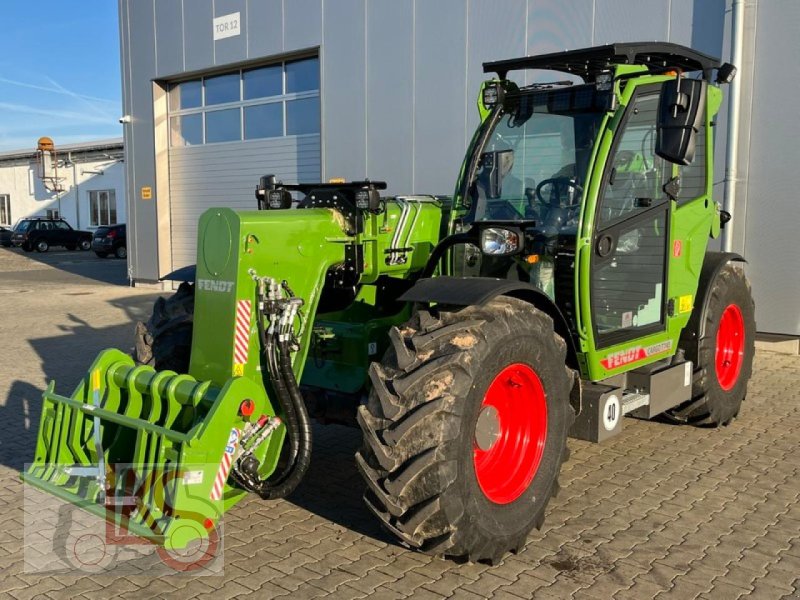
[473,363,548,505]
[474,405,501,451]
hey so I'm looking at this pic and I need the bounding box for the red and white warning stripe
[210,428,241,501]
[233,299,252,365]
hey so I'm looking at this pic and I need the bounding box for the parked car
[10,218,92,252]
[92,224,127,259]
[0,226,12,247]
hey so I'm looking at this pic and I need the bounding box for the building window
[46,209,60,219]
[0,195,10,226]
[168,56,320,147]
[89,190,117,226]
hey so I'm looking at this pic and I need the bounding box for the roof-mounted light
[595,71,613,91]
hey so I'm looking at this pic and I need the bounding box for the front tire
[669,262,755,426]
[356,297,573,563]
[35,240,49,253]
[133,282,195,373]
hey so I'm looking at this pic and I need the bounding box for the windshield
[463,86,607,229]
[15,220,32,232]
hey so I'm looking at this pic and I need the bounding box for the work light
[482,82,505,109]
[355,187,381,212]
[267,188,292,209]
[480,227,520,256]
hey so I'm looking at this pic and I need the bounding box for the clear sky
[0,1,122,152]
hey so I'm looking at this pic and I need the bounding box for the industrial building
[0,138,125,232]
[118,0,798,336]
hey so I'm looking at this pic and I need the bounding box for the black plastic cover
[400,276,545,306]
[484,42,721,82]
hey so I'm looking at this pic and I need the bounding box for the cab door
[589,84,672,353]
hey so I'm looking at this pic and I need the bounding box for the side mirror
[655,78,706,166]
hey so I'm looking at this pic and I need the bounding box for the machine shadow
[287,422,399,546]
[0,293,161,471]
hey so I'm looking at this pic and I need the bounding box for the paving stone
[615,575,671,599]
[704,579,752,600]
[1,251,799,600]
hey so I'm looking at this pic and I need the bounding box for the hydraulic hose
[233,285,311,500]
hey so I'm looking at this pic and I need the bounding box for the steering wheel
[535,177,583,207]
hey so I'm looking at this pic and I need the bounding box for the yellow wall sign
[141,186,153,200]
[679,294,693,314]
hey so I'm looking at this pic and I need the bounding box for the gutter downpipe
[722,0,745,253]
[71,152,80,229]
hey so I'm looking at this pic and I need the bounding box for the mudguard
[400,276,579,369]
[679,251,746,352]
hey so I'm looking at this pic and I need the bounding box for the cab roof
[484,42,721,82]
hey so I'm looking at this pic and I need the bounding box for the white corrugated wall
[167,135,320,269]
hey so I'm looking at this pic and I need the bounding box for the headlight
[480,227,520,256]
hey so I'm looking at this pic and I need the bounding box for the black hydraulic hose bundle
[232,280,312,500]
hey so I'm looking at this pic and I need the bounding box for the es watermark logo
[23,463,224,575]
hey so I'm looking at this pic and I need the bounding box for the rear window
[95,227,110,236]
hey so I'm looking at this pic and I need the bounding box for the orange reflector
[203,518,214,530]
[239,399,255,417]
[525,254,540,264]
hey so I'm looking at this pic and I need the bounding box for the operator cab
[448,42,730,321]
[457,80,610,298]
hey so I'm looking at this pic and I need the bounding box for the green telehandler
[23,43,754,564]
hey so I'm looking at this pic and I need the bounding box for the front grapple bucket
[22,349,281,550]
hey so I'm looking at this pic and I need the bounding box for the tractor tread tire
[357,297,573,564]
[133,282,195,373]
[669,262,755,426]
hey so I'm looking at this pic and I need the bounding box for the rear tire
[356,297,573,563]
[79,239,91,251]
[668,262,755,426]
[115,245,127,259]
[133,282,195,373]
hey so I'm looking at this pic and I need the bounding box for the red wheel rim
[473,363,547,504]
[715,303,745,391]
